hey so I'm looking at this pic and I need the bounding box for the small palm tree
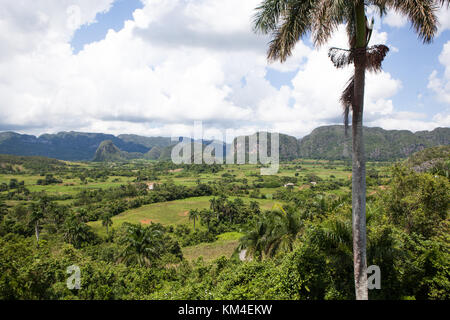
[240,206,303,260]
[189,209,200,231]
[0,200,8,220]
[199,209,213,231]
[120,223,163,267]
[240,217,270,261]
[254,0,448,299]
[264,207,303,258]
[29,196,51,248]
[62,214,95,249]
[30,206,44,248]
[101,212,113,235]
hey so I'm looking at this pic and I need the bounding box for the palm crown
[254,0,448,62]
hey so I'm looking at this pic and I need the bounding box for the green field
[182,232,244,262]
[89,196,277,237]
[1,157,393,262]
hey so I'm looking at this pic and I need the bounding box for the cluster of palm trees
[119,223,164,267]
[254,0,449,299]
[240,206,304,261]
[188,197,262,232]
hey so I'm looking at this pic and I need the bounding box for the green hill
[117,134,173,149]
[93,140,125,162]
[0,126,448,162]
[145,146,162,160]
[231,132,301,162]
[298,126,450,161]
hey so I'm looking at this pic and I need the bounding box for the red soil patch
[140,219,152,225]
[180,211,189,217]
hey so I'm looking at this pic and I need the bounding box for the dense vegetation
[0,149,448,300]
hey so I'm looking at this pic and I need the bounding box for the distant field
[0,174,136,196]
[89,196,277,236]
[182,232,244,262]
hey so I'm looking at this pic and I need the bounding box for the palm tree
[264,207,303,258]
[240,206,303,259]
[30,206,43,248]
[239,216,270,261]
[199,209,213,231]
[120,223,163,267]
[101,212,113,235]
[29,196,51,248]
[254,0,447,299]
[189,209,200,231]
[62,214,95,249]
[0,200,7,219]
[249,200,261,215]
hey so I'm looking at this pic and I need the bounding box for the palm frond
[328,47,353,68]
[253,0,291,34]
[341,75,354,109]
[387,0,439,43]
[438,0,450,8]
[365,44,390,72]
[311,0,345,46]
[267,1,315,62]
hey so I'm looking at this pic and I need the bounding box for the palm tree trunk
[352,3,368,300]
[35,221,40,248]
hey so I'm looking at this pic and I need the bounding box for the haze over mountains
[0,126,449,162]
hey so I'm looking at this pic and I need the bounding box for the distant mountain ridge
[0,131,149,161]
[0,125,449,161]
[298,126,450,161]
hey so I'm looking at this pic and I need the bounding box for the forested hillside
[0,126,448,162]
[298,126,450,161]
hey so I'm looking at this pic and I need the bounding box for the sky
[0,0,449,140]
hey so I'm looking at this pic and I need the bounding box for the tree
[253,0,446,299]
[199,209,213,231]
[240,207,303,260]
[249,201,261,215]
[239,216,269,261]
[264,207,303,258]
[120,223,164,267]
[62,213,96,248]
[101,212,113,235]
[0,200,8,220]
[29,196,51,248]
[189,209,200,231]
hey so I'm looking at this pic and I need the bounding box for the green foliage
[0,153,448,300]
[62,213,97,249]
[119,222,182,267]
[382,165,449,238]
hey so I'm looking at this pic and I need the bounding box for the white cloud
[0,0,446,139]
[383,10,408,28]
[437,6,450,35]
[383,6,450,37]
[428,41,450,104]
